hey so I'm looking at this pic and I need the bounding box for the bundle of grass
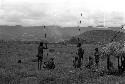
[100,42,122,56]
[43,58,55,70]
[100,42,123,73]
[115,47,125,73]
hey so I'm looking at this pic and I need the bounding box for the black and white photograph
[0,0,125,84]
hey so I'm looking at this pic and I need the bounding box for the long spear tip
[81,13,82,16]
[44,25,46,28]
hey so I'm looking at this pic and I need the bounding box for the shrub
[100,42,123,58]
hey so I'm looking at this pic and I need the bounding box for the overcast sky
[0,0,125,27]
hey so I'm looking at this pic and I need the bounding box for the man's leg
[40,58,43,70]
[81,55,83,60]
[96,61,99,69]
[80,57,82,64]
[40,60,42,70]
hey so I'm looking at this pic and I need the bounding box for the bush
[116,47,125,58]
[100,42,123,58]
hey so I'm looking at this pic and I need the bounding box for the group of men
[36,42,100,70]
[73,43,100,69]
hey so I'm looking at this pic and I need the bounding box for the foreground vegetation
[0,41,125,84]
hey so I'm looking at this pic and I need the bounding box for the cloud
[88,11,124,26]
[0,0,125,26]
[105,12,124,26]
[0,1,51,25]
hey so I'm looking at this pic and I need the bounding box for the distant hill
[0,25,63,42]
[67,30,125,45]
[0,25,123,43]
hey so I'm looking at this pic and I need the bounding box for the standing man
[77,43,84,61]
[85,57,94,69]
[73,56,82,69]
[94,48,100,68]
[37,42,48,70]
[73,42,84,69]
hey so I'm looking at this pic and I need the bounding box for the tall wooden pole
[78,13,82,43]
[121,25,125,47]
[43,25,48,57]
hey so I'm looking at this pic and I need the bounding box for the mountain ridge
[0,25,122,42]
[66,29,125,45]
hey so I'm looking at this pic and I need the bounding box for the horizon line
[0,24,123,28]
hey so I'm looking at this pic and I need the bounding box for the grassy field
[0,41,125,84]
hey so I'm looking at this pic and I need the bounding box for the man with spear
[73,13,84,69]
[37,42,48,70]
[36,26,48,70]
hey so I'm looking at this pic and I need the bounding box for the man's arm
[45,43,48,49]
[43,43,48,49]
[43,47,48,49]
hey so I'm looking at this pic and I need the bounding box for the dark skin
[37,42,48,70]
[77,43,84,61]
[73,56,82,69]
[73,57,79,68]
[85,57,93,69]
[94,48,100,67]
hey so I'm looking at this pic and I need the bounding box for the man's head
[77,43,81,47]
[18,60,21,63]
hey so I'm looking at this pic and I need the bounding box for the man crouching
[43,58,55,70]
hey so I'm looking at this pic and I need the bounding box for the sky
[0,0,125,27]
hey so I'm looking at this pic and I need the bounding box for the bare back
[38,46,47,57]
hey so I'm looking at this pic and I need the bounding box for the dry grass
[0,41,124,84]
